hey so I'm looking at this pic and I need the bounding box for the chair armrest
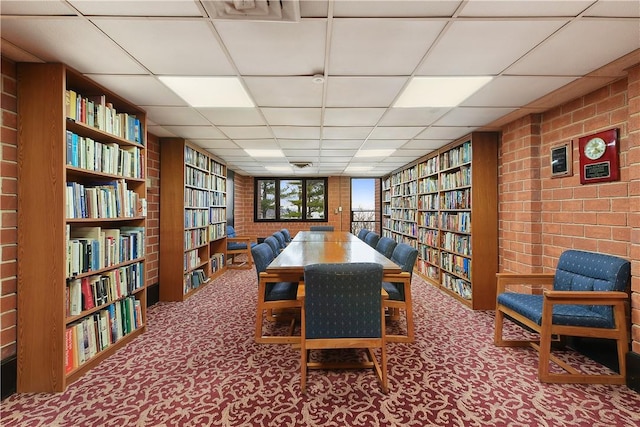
[543,290,629,305]
[227,235,256,244]
[496,273,555,295]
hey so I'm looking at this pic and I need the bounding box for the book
[65,327,74,374]
[69,279,82,316]
[80,277,95,310]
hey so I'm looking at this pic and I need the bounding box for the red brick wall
[146,133,160,286]
[233,175,352,237]
[1,57,17,360]
[499,68,640,352]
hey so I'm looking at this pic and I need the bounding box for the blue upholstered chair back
[553,249,630,320]
[357,229,370,241]
[364,232,380,248]
[280,228,292,243]
[310,225,334,231]
[272,231,287,250]
[303,263,383,339]
[226,225,236,237]
[391,243,419,276]
[263,236,280,258]
[376,237,397,259]
[251,243,298,301]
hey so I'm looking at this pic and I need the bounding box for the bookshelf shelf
[17,63,148,392]
[159,138,228,302]
[382,132,498,310]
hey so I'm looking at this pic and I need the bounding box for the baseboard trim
[627,351,640,393]
[1,356,17,400]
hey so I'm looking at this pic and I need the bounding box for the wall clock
[578,128,620,184]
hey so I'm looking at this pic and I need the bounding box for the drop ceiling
[1,0,639,177]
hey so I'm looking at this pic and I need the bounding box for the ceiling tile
[278,140,321,149]
[507,19,640,76]
[459,0,593,16]
[434,107,517,127]
[585,1,640,17]
[321,140,364,149]
[329,19,446,75]
[461,76,578,107]
[417,20,567,75]
[214,20,326,75]
[417,127,476,140]
[369,127,424,139]
[378,108,449,126]
[261,108,322,126]
[0,17,146,74]
[142,106,209,126]
[190,140,239,149]
[233,139,281,149]
[85,75,187,106]
[360,140,408,149]
[197,108,265,126]
[323,108,386,126]
[147,125,177,138]
[403,139,453,150]
[282,149,321,157]
[163,125,227,139]
[326,77,408,107]
[69,0,203,16]
[333,1,462,17]
[92,18,236,75]
[271,126,321,139]
[1,1,77,14]
[244,77,323,107]
[218,126,273,139]
[322,127,373,139]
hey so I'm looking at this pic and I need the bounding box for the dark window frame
[254,177,329,222]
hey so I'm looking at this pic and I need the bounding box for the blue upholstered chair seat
[266,282,298,301]
[497,293,614,328]
[382,281,403,301]
[228,241,250,250]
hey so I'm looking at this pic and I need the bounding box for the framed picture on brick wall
[550,142,572,178]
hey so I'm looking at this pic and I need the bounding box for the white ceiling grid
[1,0,639,176]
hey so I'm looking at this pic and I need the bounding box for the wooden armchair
[382,243,418,343]
[226,225,256,269]
[300,262,388,393]
[494,249,630,384]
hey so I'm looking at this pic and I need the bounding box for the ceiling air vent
[204,0,300,22]
[291,162,312,169]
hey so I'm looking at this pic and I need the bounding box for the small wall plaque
[550,142,572,178]
[578,128,620,184]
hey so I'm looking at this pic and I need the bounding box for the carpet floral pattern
[2,269,639,426]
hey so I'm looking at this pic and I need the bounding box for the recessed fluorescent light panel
[345,165,373,172]
[244,149,285,158]
[265,166,293,172]
[354,149,396,158]
[393,77,493,108]
[159,76,254,107]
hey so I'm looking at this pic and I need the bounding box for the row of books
[442,232,471,255]
[418,176,438,193]
[391,181,417,197]
[67,262,143,315]
[209,207,226,223]
[185,228,208,250]
[418,194,438,210]
[184,249,202,271]
[210,252,225,274]
[440,212,471,233]
[390,165,417,185]
[66,131,143,179]
[184,269,208,294]
[185,166,212,189]
[185,187,211,208]
[441,141,472,170]
[442,272,472,300]
[65,297,142,373]
[440,252,471,280]
[66,180,140,220]
[417,157,438,177]
[441,188,471,210]
[66,226,145,277]
[417,259,440,282]
[441,166,472,191]
[185,208,209,229]
[66,90,144,144]
[185,146,210,170]
[209,223,226,240]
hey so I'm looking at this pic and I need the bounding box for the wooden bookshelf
[382,132,498,310]
[17,63,148,392]
[159,138,227,301]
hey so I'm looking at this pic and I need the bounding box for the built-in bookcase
[17,63,148,392]
[160,138,227,301]
[382,132,498,310]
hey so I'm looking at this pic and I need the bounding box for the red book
[65,327,74,374]
[81,277,95,310]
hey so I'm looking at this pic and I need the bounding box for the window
[255,178,327,221]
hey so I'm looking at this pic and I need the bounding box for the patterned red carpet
[2,268,639,426]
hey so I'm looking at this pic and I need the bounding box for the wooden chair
[357,228,370,241]
[226,225,256,269]
[309,225,334,231]
[495,249,630,384]
[263,236,280,258]
[251,243,301,344]
[382,243,418,343]
[375,236,397,259]
[280,228,292,243]
[364,231,380,248]
[300,262,388,393]
[272,231,287,251]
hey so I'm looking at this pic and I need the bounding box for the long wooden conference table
[263,231,412,342]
